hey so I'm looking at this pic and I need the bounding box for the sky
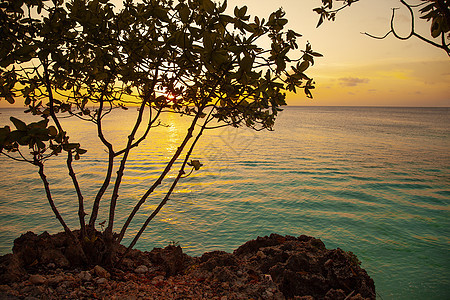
[2,0,449,108]
[226,0,450,107]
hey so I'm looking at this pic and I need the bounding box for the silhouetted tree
[0,0,319,265]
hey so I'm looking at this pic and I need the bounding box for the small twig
[344,290,355,300]
[180,167,195,178]
[361,0,450,56]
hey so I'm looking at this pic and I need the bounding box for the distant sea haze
[0,106,449,299]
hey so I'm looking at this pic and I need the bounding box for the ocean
[0,106,449,299]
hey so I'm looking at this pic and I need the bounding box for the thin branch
[122,108,208,256]
[105,64,162,239]
[412,31,449,50]
[67,150,86,238]
[119,72,228,247]
[89,80,116,229]
[0,151,32,163]
[362,31,392,40]
[116,109,202,243]
[114,106,163,157]
[362,0,450,56]
[35,159,74,238]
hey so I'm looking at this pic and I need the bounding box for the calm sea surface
[0,106,449,299]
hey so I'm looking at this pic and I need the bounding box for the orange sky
[229,0,450,107]
[2,0,449,108]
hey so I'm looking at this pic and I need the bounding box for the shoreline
[0,232,375,299]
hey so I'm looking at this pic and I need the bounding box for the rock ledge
[0,232,375,299]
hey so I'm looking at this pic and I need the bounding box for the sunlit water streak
[0,106,449,299]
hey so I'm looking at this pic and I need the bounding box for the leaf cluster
[419,0,450,38]
[313,0,358,27]
[0,116,86,161]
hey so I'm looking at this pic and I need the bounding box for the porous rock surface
[0,232,375,299]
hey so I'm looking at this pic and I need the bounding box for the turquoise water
[0,106,449,299]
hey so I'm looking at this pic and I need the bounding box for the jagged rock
[0,232,376,299]
[11,231,87,269]
[0,253,27,284]
[324,288,347,300]
[47,275,65,286]
[134,265,149,274]
[96,277,108,284]
[77,270,92,282]
[93,265,110,278]
[148,245,189,276]
[29,274,46,285]
[200,251,238,271]
[232,234,375,299]
[40,249,70,268]
[64,240,87,266]
[120,257,136,270]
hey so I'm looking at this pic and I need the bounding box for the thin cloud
[339,77,370,87]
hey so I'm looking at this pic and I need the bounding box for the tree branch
[116,109,202,244]
[35,159,74,238]
[67,150,86,238]
[105,66,162,240]
[122,108,208,256]
[89,82,116,229]
[362,0,450,56]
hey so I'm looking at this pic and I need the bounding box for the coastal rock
[29,274,46,285]
[77,270,92,281]
[0,253,27,283]
[148,245,189,276]
[233,234,375,299]
[134,265,149,274]
[96,277,108,285]
[11,231,86,269]
[0,232,376,299]
[93,265,110,278]
[47,275,65,286]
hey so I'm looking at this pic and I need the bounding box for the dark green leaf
[188,159,203,170]
[153,8,169,22]
[431,18,441,38]
[10,117,27,131]
[179,4,190,23]
[242,22,256,33]
[34,119,49,129]
[63,143,80,151]
[316,15,324,28]
[203,0,215,14]
[310,51,323,57]
[48,126,58,137]
[218,0,227,13]
[37,140,45,149]
[203,31,214,51]
[298,61,310,73]
[77,148,87,155]
[6,95,15,104]
[0,126,10,145]
[240,55,253,73]
[238,6,248,18]
[220,14,234,24]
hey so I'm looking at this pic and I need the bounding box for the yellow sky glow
[1,0,449,108]
[228,0,450,107]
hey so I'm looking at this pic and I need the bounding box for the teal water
[0,106,449,299]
